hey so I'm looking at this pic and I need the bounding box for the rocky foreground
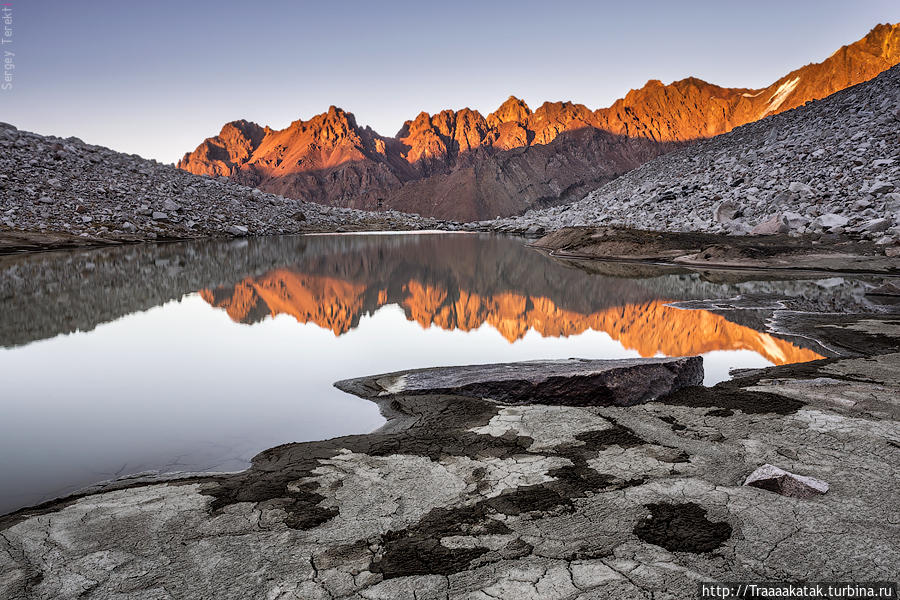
[493,64,900,251]
[1,297,898,598]
[0,122,454,252]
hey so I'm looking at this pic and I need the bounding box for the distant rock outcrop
[178,24,900,221]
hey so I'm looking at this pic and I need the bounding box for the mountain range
[178,23,900,221]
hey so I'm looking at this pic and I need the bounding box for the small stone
[744,464,829,498]
[870,180,894,195]
[783,211,811,230]
[860,218,891,233]
[39,196,55,204]
[151,211,168,221]
[163,199,181,212]
[812,213,849,230]
[226,224,249,236]
[121,221,137,232]
[788,181,811,194]
[713,200,739,223]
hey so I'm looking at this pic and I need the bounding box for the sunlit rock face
[178,24,900,220]
[201,274,823,366]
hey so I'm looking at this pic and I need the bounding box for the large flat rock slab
[336,356,703,406]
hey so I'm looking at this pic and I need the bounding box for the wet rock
[743,464,829,498]
[336,357,703,407]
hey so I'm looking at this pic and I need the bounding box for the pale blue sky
[2,0,898,163]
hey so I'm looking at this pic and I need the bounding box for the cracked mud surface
[1,310,899,598]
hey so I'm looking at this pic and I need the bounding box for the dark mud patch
[659,415,688,431]
[660,386,804,415]
[633,502,733,553]
[574,424,646,451]
[705,408,735,417]
[370,468,644,579]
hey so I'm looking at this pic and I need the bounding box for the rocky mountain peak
[487,96,532,127]
[178,23,900,221]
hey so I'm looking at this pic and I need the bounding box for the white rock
[812,213,849,230]
[783,211,811,230]
[744,464,829,498]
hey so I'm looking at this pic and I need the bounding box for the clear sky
[2,0,898,163]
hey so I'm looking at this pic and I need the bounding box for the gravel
[491,64,900,249]
[0,124,457,242]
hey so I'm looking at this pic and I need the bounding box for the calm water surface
[0,233,871,514]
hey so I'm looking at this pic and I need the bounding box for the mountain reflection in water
[200,258,822,366]
[2,232,860,515]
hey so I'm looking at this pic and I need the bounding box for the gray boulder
[226,224,249,236]
[870,180,895,195]
[812,213,849,231]
[713,200,739,223]
[751,213,789,235]
[861,217,891,233]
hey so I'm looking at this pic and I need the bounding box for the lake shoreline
[2,255,898,595]
[4,225,900,279]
